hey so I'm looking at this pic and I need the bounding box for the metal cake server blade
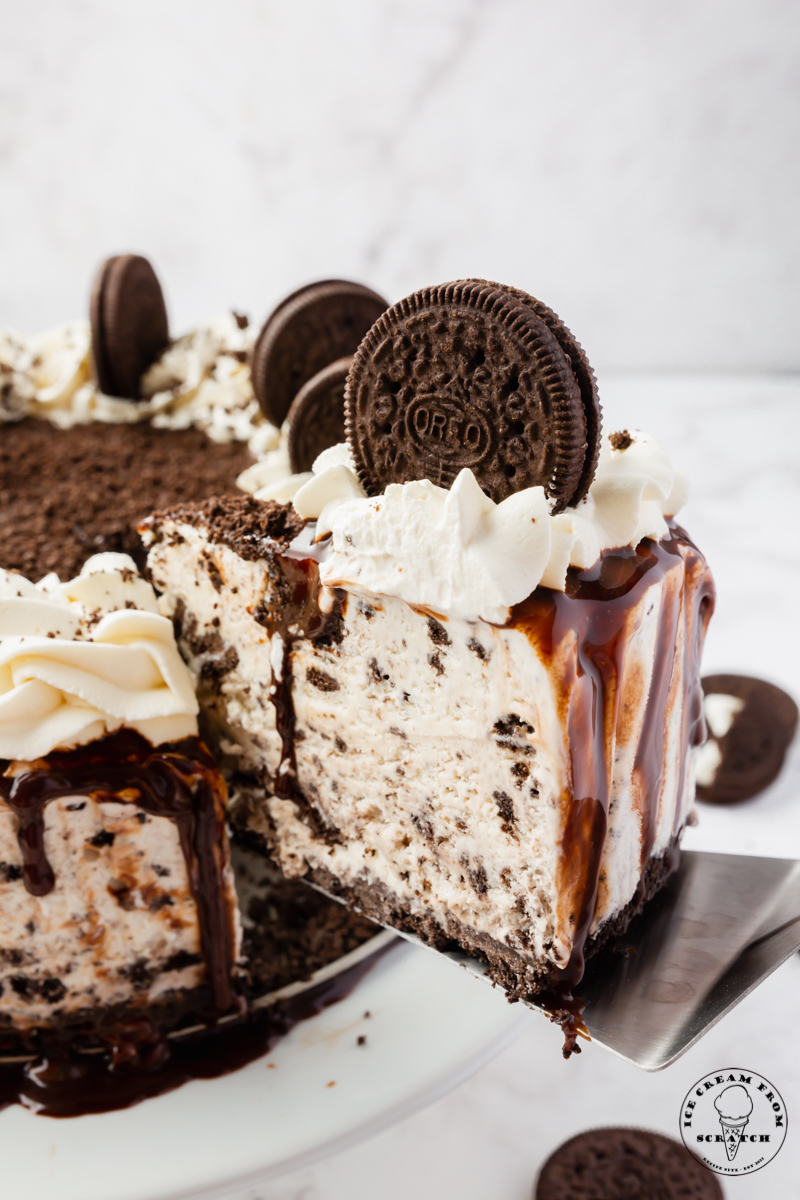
[314,851,800,1072]
[571,850,800,1070]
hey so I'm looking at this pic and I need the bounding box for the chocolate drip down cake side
[144,280,715,1040]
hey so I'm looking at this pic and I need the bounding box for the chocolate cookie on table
[251,279,388,428]
[90,254,169,399]
[697,674,798,804]
[344,279,602,512]
[534,1127,723,1200]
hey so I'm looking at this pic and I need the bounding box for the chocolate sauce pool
[0,947,389,1117]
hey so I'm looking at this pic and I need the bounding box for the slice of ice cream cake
[143,281,715,1027]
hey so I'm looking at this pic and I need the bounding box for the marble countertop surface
[244,373,800,1200]
[1,1,798,375]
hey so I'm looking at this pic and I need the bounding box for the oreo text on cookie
[406,396,491,468]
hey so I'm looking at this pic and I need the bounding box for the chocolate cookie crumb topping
[0,420,253,580]
[610,429,633,451]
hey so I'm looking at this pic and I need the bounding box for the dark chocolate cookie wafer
[90,254,169,399]
[697,674,798,804]
[251,280,387,428]
[534,1127,723,1200]
[287,356,352,474]
[344,280,590,511]
[464,279,601,506]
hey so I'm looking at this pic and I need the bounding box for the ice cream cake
[143,280,716,1028]
[0,554,241,1050]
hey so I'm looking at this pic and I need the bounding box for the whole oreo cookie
[251,280,388,428]
[287,356,352,474]
[90,254,169,400]
[697,673,798,804]
[534,1127,723,1200]
[344,280,597,511]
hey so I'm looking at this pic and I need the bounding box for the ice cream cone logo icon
[681,1068,787,1176]
[714,1084,753,1161]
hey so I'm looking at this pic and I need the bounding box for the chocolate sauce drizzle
[0,731,239,1014]
[512,523,714,1053]
[263,526,342,808]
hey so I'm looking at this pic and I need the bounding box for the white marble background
[1,0,799,370]
[1,4,799,1197]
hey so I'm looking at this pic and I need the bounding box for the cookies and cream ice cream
[0,556,240,1038]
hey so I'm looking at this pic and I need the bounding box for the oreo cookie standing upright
[344,280,601,512]
[287,356,353,474]
[251,280,388,428]
[90,255,170,400]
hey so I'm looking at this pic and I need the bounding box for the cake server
[322,850,800,1072]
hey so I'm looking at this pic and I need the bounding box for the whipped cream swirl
[291,433,689,625]
[0,554,199,761]
[235,429,312,503]
[0,314,278,459]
